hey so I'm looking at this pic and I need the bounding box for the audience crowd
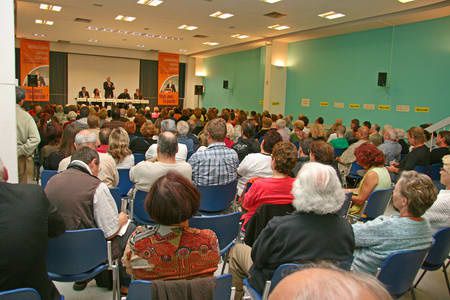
[1,86,449,299]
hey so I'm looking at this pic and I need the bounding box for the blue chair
[377,248,430,299]
[40,169,57,189]
[197,180,237,213]
[131,190,155,225]
[243,263,302,300]
[190,212,241,273]
[414,227,450,294]
[126,274,233,300]
[133,153,145,165]
[118,168,133,197]
[109,187,122,211]
[47,228,120,300]
[429,163,442,181]
[334,147,347,158]
[359,188,393,221]
[0,288,41,300]
[345,162,364,188]
[414,165,431,177]
[336,193,352,218]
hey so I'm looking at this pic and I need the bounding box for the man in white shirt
[131,132,192,192]
[145,119,187,162]
[58,130,119,187]
[237,130,282,195]
[16,87,40,183]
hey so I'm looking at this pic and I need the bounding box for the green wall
[202,47,265,111]
[285,16,450,129]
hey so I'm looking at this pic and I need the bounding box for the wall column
[0,0,18,182]
[184,57,204,108]
[263,41,288,115]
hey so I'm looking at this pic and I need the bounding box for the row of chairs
[243,227,450,300]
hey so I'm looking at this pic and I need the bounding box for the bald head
[269,267,391,300]
[74,129,98,150]
[357,126,370,140]
[157,131,178,158]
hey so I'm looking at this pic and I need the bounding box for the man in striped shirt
[188,118,239,186]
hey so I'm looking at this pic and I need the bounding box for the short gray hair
[157,132,178,157]
[384,128,397,141]
[74,130,97,146]
[276,119,286,129]
[16,87,25,104]
[160,119,177,133]
[292,162,345,214]
[177,120,189,136]
[70,147,99,165]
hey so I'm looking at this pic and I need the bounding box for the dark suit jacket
[78,91,90,98]
[103,81,115,98]
[0,183,65,300]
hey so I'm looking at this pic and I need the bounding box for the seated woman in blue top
[352,170,437,275]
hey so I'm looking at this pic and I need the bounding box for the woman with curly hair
[108,127,134,168]
[348,143,392,215]
[241,141,297,228]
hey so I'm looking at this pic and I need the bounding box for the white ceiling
[16,0,450,56]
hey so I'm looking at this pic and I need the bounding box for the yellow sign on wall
[319,101,329,107]
[378,105,391,111]
[415,106,430,113]
[334,102,345,109]
[349,104,361,109]
[363,104,375,110]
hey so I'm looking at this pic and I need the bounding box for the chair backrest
[377,248,430,297]
[414,165,431,177]
[197,180,237,212]
[118,168,133,196]
[334,147,347,157]
[47,228,107,275]
[361,188,392,221]
[41,169,57,189]
[189,212,241,254]
[269,264,302,292]
[348,162,364,177]
[127,274,232,300]
[0,288,41,300]
[424,227,450,267]
[336,193,352,218]
[133,190,154,225]
[429,163,442,181]
[133,153,145,165]
[109,187,122,211]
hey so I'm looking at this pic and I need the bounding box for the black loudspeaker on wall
[28,74,38,87]
[194,85,204,95]
[378,72,387,87]
[223,80,229,89]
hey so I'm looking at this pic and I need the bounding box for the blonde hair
[108,127,132,163]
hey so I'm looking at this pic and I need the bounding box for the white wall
[0,0,18,182]
[68,54,140,103]
[184,57,203,108]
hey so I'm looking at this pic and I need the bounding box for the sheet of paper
[118,219,131,237]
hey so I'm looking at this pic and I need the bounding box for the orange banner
[157,52,179,106]
[20,39,50,102]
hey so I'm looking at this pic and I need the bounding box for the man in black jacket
[103,76,115,98]
[0,159,65,300]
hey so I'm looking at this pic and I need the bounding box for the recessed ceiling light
[137,0,163,6]
[85,26,183,41]
[88,39,98,42]
[261,0,282,3]
[179,49,188,52]
[137,44,145,48]
[203,42,219,46]
[267,24,289,30]
[398,0,415,2]
[231,34,249,39]
[115,15,136,22]
[178,24,198,31]
[209,11,234,19]
[318,11,346,20]
[40,3,62,12]
[35,19,54,25]
[33,33,46,37]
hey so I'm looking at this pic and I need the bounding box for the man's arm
[18,116,41,157]
[42,189,66,237]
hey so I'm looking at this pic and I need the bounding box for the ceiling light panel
[268,24,290,30]
[115,15,136,22]
[86,26,183,41]
[398,0,415,3]
[203,42,219,46]
[231,34,249,39]
[137,0,163,6]
[261,0,283,3]
[209,11,234,19]
[318,11,346,20]
[40,3,62,11]
[33,33,46,37]
[178,24,198,30]
[35,19,54,25]
[88,39,98,42]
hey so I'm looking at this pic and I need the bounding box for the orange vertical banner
[20,39,50,102]
[157,52,179,106]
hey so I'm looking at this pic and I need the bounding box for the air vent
[57,40,71,43]
[74,18,92,23]
[193,34,208,38]
[264,11,286,18]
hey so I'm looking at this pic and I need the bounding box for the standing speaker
[28,74,38,87]
[378,72,387,87]
[194,85,204,95]
[223,80,229,89]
